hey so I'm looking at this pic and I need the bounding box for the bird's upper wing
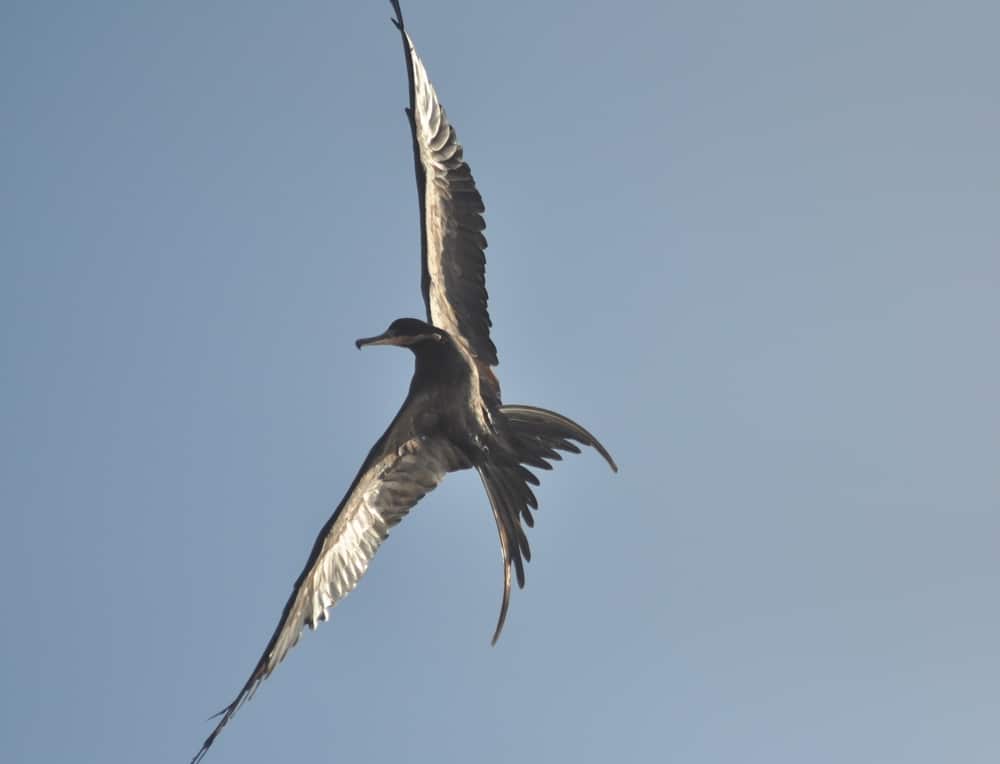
[391,1,500,410]
[191,433,468,764]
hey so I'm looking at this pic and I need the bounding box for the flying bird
[190,2,616,761]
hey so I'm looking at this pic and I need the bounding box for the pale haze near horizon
[2,2,998,763]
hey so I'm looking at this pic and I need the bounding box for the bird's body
[190,4,616,762]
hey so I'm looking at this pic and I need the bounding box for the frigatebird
[190,2,616,761]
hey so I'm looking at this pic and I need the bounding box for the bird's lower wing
[190,435,468,763]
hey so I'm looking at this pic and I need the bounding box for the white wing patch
[268,436,459,672]
[191,435,466,764]
[404,33,498,430]
[408,34,468,346]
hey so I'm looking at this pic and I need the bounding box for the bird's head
[355,318,447,351]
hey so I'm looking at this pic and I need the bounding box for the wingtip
[389,0,404,31]
[190,739,212,764]
[190,689,248,763]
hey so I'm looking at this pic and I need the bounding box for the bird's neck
[410,340,470,389]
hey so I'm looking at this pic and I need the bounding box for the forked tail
[477,405,617,644]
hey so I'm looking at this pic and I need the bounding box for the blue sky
[2,1,998,762]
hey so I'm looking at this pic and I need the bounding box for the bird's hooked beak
[355,330,444,349]
[355,331,399,349]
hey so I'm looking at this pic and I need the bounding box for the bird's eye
[432,333,443,342]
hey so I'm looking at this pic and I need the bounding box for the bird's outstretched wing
[190,433,469,764]
[390,1,500,411]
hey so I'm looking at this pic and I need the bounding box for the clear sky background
[2,1,998,762]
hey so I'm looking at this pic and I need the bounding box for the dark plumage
[190,4,616,762]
